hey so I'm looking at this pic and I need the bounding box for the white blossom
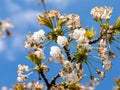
[98,47,108,58]
[77,36,91,50]
[18,64,29,74]
[34,82,43,89]
[76,35,85,44]
[89,87,95,90]
[62,61,72,72]
[57,36,68,47]
[69,28,85,39]
[59,71,78,83]
[26,34,33,43]
[59,15,66,19]
[26,82,33,89]
[69,28,91,52]
[34,48,45,59]
[102,60,112,71]
[90,6,112,20]
[97,70,105,80]
[104,7,113,19]
[67,14,80,20]
[17,74,28,83]
[99,39,107,47]
[1,86,8,90]
[24,29,45,50]
[99,71,105,80]
[32,29,45,44]
[24,41,31,50]
[0,20,13,38]
[59,71,66,80]
[66,72,78,83]
[22,81,43,89]
[17,64,29,83]
[4,21,14,30]
[50,46,64,63]
[62,61,71,68]
[90,78,99,87]
[98,38,112,71]
[24,34,33,50]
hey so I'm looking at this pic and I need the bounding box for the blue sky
[0,0,120,90]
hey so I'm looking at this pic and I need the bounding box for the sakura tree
[13,1,120,90]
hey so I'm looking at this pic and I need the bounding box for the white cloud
[0,40,6,52]
[9,10,40,60]
[4,0,39,28]
[22,0,71,8]
[48,0,68,4]
[2,34,25,61]
[24,0,36,3]
[0,0,41,61]
[5,0,21,13]
[47,0,71,7]
[1,35,25,61]
[12,34,25,50]
[11,10,39,28]
[5,51,16,61]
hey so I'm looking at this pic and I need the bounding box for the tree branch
[41,0,47,12]
[89,32,102,44]
[89,26,116,44]
[40,71,50,88]
[40,70,60,90]
[50,74,60,85]
[63,46,72,61]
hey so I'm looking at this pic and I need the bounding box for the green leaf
[57,18,67,27]
[85,27,95,39]
[47,32,57,41]
[26,52,41,65]
[74,47,88,63]
[115,29,120,34]
[37,15,53,29]
[74,74,85,84]
[114,16,120,29]
[68,84,76,90]
[68,75,85,90]
[115,78,120,86]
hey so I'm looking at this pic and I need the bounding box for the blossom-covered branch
[13,1,120,90]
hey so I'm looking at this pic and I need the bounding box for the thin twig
[63,46,72,61]
[50,74,60,85]
[89,26,117,44]
[41,0,47,12]
[89,35,102,44]
[40,71,50,88]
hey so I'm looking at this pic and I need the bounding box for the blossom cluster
[98,39,112,71]
[18,29,49,84]
[0,19,13,38]
[24,29,45,50]
[14,81,43,90]
[69,28,91,50]
[50,46,64,63]
[90,6,112,20]
[24,29,45,61]
[17,64,30,83]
